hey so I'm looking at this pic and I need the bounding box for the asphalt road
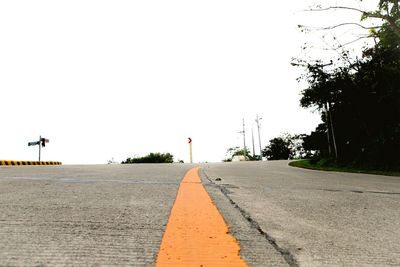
[1,162,399,266]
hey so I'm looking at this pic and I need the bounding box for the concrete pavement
[1,162,399,266]
[203,161,400,266]
[0,164,192,266]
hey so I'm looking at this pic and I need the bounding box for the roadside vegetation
[122,152,174,164]
[223,147,261,162]
[262,134,308,160]
[291,0,400,173]
[224,134,309,162]
[289,159,400,177]
[226,1,399,175]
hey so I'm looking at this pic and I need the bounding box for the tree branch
[341,35,372,46]
[299,23,382,31]
[303,5,400,39]
[322,22,381,31]
[386,18,400,38]
[304,6,368,14]
[322,35,372,49]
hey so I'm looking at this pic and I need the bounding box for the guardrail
[0,160,62,166]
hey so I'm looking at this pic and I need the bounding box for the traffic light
[41,138,46,147]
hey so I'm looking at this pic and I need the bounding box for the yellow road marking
[157,167,247,266]
[0,160,61,166]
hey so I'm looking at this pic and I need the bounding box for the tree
[263,136,293,160]
[262,134,311,161]
[291,134,312,159]
[302,123,329,158]
[298,47,400,169]
[262,133,315,160]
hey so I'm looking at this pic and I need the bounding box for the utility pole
[324,103,332,157]
[242,118,247,160]
[251,127,255,158]
[255,115,263,160]
[327,102,338,159]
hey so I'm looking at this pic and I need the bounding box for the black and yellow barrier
[0,160,62,166]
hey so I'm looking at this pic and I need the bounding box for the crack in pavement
[201,169,299,267]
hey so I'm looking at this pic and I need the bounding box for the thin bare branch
[299,23,382,31]
[303,4,400,24]
[330,41,356,71]
[303,6,367,14]
[302,5,400,39]
[337,35,372,47]
[303,6,390,23]
[366,13,386,20]
[320,37,371,51]
[321,23,381,30]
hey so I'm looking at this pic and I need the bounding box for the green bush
[121,152,174,164]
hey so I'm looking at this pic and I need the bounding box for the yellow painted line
[157,167,247,266]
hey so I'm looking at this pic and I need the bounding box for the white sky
[0,0,379,164]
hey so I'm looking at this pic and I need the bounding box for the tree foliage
[263,137,293,160]
[368,0,400,39]
[262,134,310,160]
[122,152,174,164]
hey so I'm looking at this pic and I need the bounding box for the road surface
[0,161,399,266]
[0,164,192,266]
[203,161,400,266]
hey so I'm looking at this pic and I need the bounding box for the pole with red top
[188,137,193,163]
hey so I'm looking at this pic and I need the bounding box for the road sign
[28,141,40,146]
[188,137,192,144]
[28,136,50,161]
[41,138,49,147]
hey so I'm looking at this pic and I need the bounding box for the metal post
[189,142,193,164]
[39,135,41,162]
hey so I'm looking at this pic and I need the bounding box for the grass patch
[289,159,400,177]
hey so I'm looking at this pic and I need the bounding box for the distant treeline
[122,153,174,164]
